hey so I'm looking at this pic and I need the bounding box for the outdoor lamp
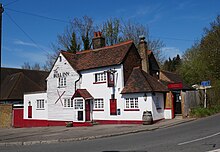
[143,93,147,101]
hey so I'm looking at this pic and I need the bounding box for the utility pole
[0,3,4,97]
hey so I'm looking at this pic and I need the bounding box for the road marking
[207,148,220,152]
[178,132,220,146]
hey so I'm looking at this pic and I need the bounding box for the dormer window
[94,72,106,83]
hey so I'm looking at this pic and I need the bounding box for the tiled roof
[0,68,49,100]
[121,67,168,94]
[72,89,93,100]
[61,40,134,71]
[160,70,192,90]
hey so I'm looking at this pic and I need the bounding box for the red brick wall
[123,44,141,84]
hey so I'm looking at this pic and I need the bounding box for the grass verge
[190,105,220,118]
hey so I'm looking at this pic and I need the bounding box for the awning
[72,89,93,100]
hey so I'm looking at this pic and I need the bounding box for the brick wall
[123,44,141,84]
[0,104,13,128]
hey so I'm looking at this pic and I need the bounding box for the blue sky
[1,0,220,68]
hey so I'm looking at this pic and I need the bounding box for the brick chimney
[138,35,149,73]
[92,31,106,49]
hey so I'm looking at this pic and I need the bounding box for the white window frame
[93,99,104,110]
[95,72,106,83]
[125,98,139,109]
[74,99,84,110]
[58,77,66,87]
[36,99,45,109]
[63,98,73,108]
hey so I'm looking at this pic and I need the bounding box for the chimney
[92,31,106,49]
[138,35,149,73]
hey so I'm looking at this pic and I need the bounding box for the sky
[1,0,220,68]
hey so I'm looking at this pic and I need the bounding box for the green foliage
[190,105,220,118]
[162,54,181,72]
[179,15,220,107]
[67,32,80,53]
[101,18,121,46]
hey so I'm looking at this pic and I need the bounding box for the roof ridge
[76,40,133,55]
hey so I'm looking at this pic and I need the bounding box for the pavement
[0,117,196,147]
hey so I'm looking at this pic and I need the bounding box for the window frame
[74,99,84,110]
[36,99,45,110]
[93,98,104,111]
[63,98,73,108]
[124,98,139,111]
[58,77,67,88]
[94,72,106,83]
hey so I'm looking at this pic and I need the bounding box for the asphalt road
[1,114,220,152]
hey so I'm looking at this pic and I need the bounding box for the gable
[47,53,78,80]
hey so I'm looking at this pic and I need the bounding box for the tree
[21,62,31,70]
[46,17,165,70]
[21,62,42,71]
[179,15,220,105]
[101,18,121,46]
[162,55,181,72]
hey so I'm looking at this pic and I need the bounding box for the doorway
[173,91,182,114]
[85,100,91,121]
[110,99,117,115]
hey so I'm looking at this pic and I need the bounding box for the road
[1,114,220,152]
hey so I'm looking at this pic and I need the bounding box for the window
[63,98,73,108]
[155,97,161,110]
[59,56,62,62]
[74,99,83,110]
[36,99,44,109]
[125,98,139,109]
[94,72,106,83]
[58,77,66,87]
[94,99,104,109]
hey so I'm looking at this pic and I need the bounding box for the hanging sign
[107,71,114,87]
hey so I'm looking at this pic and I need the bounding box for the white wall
[164,109,172,119]
[151,93,164,120]
[24,92,47,120]
[120,93,152,121]
[47,53,80,121]
[81,65,124,120]
[121,93,165,121]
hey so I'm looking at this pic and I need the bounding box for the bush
[190,105,220,118]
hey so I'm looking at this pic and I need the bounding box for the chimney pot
[92,31,106,49]
[139,35,145,42]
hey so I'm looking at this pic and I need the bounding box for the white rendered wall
[151,93,164,120]
[164,109,172,119]
[47,53,80,121]
[120,93,152,121]
[24,92,47,120]
[81,65,124,121]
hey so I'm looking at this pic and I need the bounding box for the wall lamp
[143,93,147,101]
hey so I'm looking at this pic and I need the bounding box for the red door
[110,99,117,115]
[85,100,90,121]
[28,106,32,118]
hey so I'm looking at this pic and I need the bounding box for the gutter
[75,73,81,92]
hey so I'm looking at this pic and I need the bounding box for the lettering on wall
[53,71,70,78]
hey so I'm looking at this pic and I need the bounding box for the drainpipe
[74,73,81,92]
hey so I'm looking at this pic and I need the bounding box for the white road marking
[178,132,220,146]
[207,148,220,152]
